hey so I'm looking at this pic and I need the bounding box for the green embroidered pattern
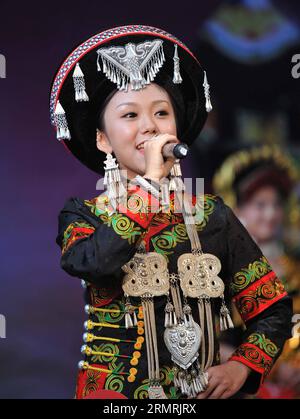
[151,195,218,259]
[94,300,125,324]
[230,256,272,295]
[62,221,95,253]
[104,374,125,393]
[247,333,279,358]
[84,198,142,244]
[90,343,125,370]
[133,366,179,399]
[194,194,218,227]
[152,224,188,257]
[86,340,125,394]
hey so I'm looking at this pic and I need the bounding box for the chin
[125,167,145,179]
[134,165,146,176]
[258,233,275,243]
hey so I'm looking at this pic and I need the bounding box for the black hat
[50,25,212,174]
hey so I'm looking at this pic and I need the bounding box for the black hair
[96,88,118,131]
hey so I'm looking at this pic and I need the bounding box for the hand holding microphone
[161,142,189,159]
[142,133,189,182]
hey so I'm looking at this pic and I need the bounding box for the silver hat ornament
[96,39,166,91]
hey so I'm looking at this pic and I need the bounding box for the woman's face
[96,83,177,179]
[237,186,284,243]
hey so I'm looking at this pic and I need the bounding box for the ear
[96,130,113,154]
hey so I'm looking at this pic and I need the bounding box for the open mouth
[136,143,145,154]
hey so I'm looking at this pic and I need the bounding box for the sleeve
[222,200,293,394]
[56,178,161,287]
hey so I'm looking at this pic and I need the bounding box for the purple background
[0,1,299,398]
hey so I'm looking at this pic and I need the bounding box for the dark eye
[123,112,137,118]
[156,110,168,116]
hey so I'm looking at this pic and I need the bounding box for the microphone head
[173,143,189,159]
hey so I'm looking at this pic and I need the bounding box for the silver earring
[103,152,126,214]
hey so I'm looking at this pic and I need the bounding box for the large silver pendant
[164,321,201,370]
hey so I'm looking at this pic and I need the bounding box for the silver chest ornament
[164,320,202,370]
[178,252,225,299]
[122,252,169,399]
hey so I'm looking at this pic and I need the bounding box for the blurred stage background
[0,0,299,398]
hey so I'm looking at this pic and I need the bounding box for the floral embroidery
[233,271,287,322]
[62,221,95,254]
[229,333,279,380]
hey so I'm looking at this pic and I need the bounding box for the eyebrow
[116,100,169,108]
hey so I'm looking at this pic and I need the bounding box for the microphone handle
[162,143,189,159]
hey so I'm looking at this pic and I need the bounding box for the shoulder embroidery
[62,221,95,254]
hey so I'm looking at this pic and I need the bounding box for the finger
[220,388,236,399]
[196,377,219,399]
[147,134,179,146]
[162,159,176,178]
[207,385,228,399]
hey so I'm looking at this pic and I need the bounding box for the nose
[264,205,277,221]
[139,113,158,136]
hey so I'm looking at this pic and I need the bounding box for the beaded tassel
[124,298,135,329]
[173,44,182,84]
[72,63,89,102]
[183,301,194,328]
[54,101,71,141]
[103,153,126,213]
[219,297,234,331]
[164,300,175,328]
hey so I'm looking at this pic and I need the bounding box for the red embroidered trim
[50,25,200,124]
[90,287,122,308]
[233,271,287,322]
[63,226,95,254]
[229,343,273,382]
[118,185,159,229]
[75,364,108,399]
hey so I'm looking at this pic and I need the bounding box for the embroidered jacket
[56,179,292,399]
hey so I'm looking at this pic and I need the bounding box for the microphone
[162,143,189,159]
